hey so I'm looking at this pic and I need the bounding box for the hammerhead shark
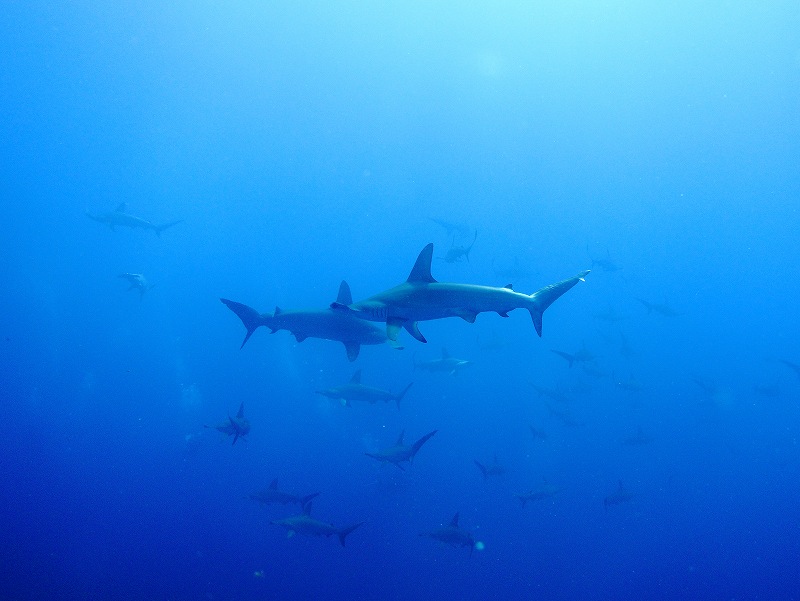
[440,230,477,263]
[515,479,561,507]
[604,480,634,510]
[249,478,320,507]
[316,370,413,409]
[474,456,505,479]
[221,281,401,362]
[86,203,182,236]
[205,402,250,445]
[118,273,153,299]
[422,512,478,555]
[271,501,363,547]
[636,298,680,317]
[413,348,472,376]
[365,429,437,470]
[332,243,589,343]
[551,346,597,368]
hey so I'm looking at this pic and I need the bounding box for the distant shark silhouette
[221,281,401,362]
[118,273,153,299]
[365,429,437,470]
[422,512,479,555]
[86,203,182,236]
[439,230,477,263]
[271,502,363,547]
[429,217,471,238]
[205,402,250,445]
[604,480,634,510]
[316,370,412,409]
[780,359,800,381]
[332,243,588,343]
[413,348,472,376]
[249,478,320,507]
[551,346,597,368]
[636,298,680,317]
[515,479,561,507]
[474,456,505,479]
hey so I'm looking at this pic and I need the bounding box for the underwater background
[1,2,799,600]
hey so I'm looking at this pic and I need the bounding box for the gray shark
[545,402,584,428]
[422,512,478,555]
[551,346,597,368]
[249,478,320,507]
[474,456,505,479]
[86,203,182,236]
[439,230,477,263]
[221,281,401,362]
[365,429,437,470]
[516,480,561,507]
[271,502,363,547]
[205,402,250,445]
[604,480,634,510]
[413,348,472,376]
[316,370,413,409]
[332,243,588,343]
[118,273,153,299]
[636,298,680,317]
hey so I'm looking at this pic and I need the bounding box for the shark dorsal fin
[504,283,513,290]
[350,370,362,384]
[115,202,127,213]
[441,348,450,359]
[236,402,245,418]
[274,306,283,315]
[450,512,460,527]
[407,244,437,284]
[269,478,278,490]
[395,430,405,446]
[336,281,353,306]
[302,501,312,515]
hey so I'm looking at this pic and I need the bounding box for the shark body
[474,457,505,479]
[422,512,477,555]
[332,243,588,343]
[316,370,412,409]
[249,478,320,507]
[221,281,400,362]
[118,273,153,299]
[271,502,363,547]
[516,480,561,507]
[604,480,635,509]
[365,429,437,470]
[414,348,472,376]
[86,203,181,236]
[205,402,250,445]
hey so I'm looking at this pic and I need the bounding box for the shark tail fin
[394,382,414,409]
[528,270,590,336]
[338,522,364,547]
[220,298,266,348]
[410,430,438,459]
[155,219,183,236]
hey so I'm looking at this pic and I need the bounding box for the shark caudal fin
[394,382,414,409]
[410,430,438,459]
[154,220,183,237]
[528,270,590,336]
[338,522,364,547]
[220,299,267,348]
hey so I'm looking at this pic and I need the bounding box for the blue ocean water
[1,2,799,600]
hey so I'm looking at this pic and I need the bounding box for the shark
[86,203,182,236]
[636,298,680,317]
[622,426,653,447]
[551,346,597,368]
[249,478,320,507]
[422,512,479,555]
[439,230,478,263]
[529,424,548,441]
[316,370,413,409]
[589,249,622,273]
[413,348,472,376]
[515,480,561,507]
[332,243,589,343]
[118,273,153,299]
[429,217,471,238]
[604,480,634,510]
[780,359,800,381]
[474,456,505,479]
[271,502,363,547]
[364,429,437,470]
[205,402,250,445]
[221,281,401,362]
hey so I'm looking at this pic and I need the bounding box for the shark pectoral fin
[344,342,360,362]
[456,310,478,323]
[386,317,404,342]
[403,321,427,343]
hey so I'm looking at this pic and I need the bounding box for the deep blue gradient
[2,2,799,600]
